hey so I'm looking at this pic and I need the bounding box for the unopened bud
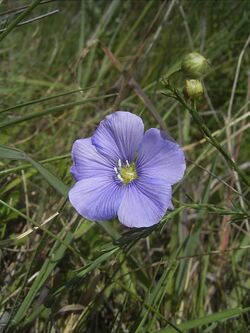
[184,79,203,100]
[181,52,209,79]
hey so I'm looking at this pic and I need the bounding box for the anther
[114,167,118,174]
[126,160,130,167]
[118,159,122,168]
[117,174,123,182]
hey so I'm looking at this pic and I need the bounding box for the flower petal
[69,176,124,221]
[71,138,113,181]
[92,111,144,163]
[118,177,172,228]
[137,129,186,185]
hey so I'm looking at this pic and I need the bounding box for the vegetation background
[0,0,250,332]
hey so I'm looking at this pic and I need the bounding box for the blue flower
[69,111,186,228]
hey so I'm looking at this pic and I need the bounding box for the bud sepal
[181,52,209,79]
[183,79,204,100]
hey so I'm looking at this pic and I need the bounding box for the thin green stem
[0,0,41,43]
[176,93,250,187]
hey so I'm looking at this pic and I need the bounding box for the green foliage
[0,1,249,332]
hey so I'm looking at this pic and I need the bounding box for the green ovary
[120,164,138,184]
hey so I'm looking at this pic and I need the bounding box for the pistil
[114,159,138,184]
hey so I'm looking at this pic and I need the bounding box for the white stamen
[114,167,118,174]
[117,174,123,182]
[126,160,130,167]
[118,159,122,168]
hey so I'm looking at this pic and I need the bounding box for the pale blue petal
[92,111,144,163]
[71,138,113,181]
[118,177,172,228]
[69,176,124,221]
[137,129,186,185]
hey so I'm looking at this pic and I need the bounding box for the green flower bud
[181,52,209,79]
[183,79,203,100]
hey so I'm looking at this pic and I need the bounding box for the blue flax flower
[69,111,186,228]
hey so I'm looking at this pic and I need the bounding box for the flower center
[114,159,138,184]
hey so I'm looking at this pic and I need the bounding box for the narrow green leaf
[0,0,41,43]
[0,86,100,114]
[26,156,69,197]
[155,307,250,333]
[0,145,69,197]
[0,145,27,160]
[11,231,74,326]
[0,94,116,129]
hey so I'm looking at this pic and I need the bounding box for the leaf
[0,145,27,160]
[0,94,116,129]
[0,0,41,43]
[0,145,69,197]
[11,231,74,326]
[155,307,250,333]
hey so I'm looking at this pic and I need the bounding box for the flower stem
[171,91,250,187]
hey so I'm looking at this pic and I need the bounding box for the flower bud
[183,79,203,100]
[181,52,209,79]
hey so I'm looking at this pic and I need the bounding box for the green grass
[0,1,250,332]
